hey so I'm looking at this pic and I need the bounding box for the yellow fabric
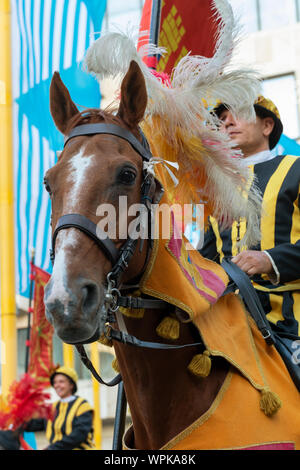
[65,397,85,434]
[123,297,300,450]
[139,203,229,320]
[170,297,300,449]
[131,213,300,450]
[163,302,300,450]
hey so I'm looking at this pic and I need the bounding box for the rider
[26,366,95,450]
[199,95,300,339]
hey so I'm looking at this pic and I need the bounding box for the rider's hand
[231,250,274,277]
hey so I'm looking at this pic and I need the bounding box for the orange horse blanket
[128,213,300,450]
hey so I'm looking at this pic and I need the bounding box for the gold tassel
[156,316,180,340]
[119,290,144,318]
[259,387,281,417]
[119,306,144,319]
[98,333,113,347]
[188,350,211,378]
[112,357,120,373]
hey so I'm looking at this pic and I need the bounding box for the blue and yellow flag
[11,0,107,299]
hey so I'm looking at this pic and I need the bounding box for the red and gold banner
[139,0,219,74]
[28,266,54,387]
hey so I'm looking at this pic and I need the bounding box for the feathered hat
[84,0,263,247]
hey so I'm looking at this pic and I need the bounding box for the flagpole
[0,0,17,396]
[149,0,162,46]
[90,342,102,449]
[145,0,162,69]
[25,248,35,372]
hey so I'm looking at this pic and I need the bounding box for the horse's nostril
[81,283,100,314]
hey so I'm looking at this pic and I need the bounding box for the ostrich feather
[83,0,263,248]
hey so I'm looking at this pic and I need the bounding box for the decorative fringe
[112,357,120,373]
[119,290,145,318]
[259,387,281,417]
[98,333,113,347]
[188,351,212,378]
[156,316,180,340]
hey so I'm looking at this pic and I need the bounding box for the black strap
[52,214,119,265]
[112,382,127,450]
[110,329,203,350]
[64,123,152,161]
[76,331,204,387]
[75,344,122,387]
[117,295,169,310]
[221,259,276,346]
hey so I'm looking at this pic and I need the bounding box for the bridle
[48,119,276,451]
[49,121,205,387]
[49,120,275,388]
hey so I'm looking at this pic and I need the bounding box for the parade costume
[26,366,95,450]
[201,96,300,337]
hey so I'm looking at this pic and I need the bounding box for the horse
[44,60,300,451]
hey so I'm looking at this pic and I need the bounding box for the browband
[64,123,152,161]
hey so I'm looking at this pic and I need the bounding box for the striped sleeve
[262,156,300,283]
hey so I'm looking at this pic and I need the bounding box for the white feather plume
[83,0,263,248]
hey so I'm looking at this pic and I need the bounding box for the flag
[11,0,107,301]
[27,265,53,387]
[138,0,219,73]
[275,134,300,157]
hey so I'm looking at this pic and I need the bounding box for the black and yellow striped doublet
[46,397,94,450]
[200,155,300,335]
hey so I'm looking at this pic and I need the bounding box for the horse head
[44,60,154,344]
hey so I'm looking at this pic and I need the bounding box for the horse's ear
[50,72,79,134]
[118,60,147,128]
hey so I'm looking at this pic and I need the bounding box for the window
[229,0,259,34]
[262,74,300,140]
[229,0,299,33]
[103,0,145,33]
[260,0,297,31]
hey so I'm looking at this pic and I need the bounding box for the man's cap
[50,366,78,393]
[214,95,283,150]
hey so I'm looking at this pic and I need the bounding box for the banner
[139,0,218,73]
[11,0,107,300]
[28,265,53,386]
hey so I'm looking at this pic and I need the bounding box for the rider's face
[219,109,273,157]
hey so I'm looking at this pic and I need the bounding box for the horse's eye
[118,169,136,185]
[44,179,52,195]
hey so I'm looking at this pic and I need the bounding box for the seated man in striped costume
[199,96,300,341]
[26,366,95,450]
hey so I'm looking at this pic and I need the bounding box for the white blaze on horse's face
[46,229,79,312]
[66,147,95,211]
[46,148,95,304]
[44,147,103,343]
